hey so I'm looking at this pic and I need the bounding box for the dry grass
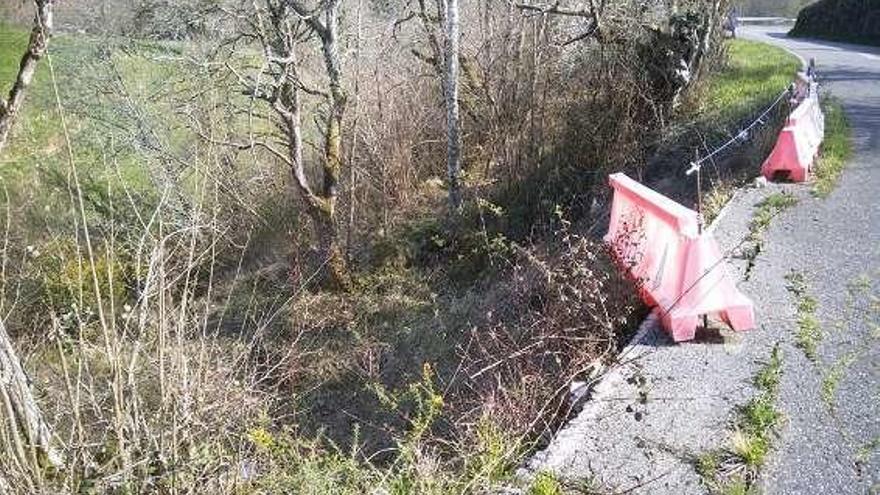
[0,3,744,493]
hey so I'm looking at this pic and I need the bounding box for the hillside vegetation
[736,0,813,17]
[0,1,799,493]
[790,0,880,45]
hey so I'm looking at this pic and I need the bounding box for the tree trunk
[0,322,63,470]
[0,0,54,155]
[314,2,349,289]
[313,207,347,291]
[444,0,463,212]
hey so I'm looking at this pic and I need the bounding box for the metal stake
[694,149,709,332]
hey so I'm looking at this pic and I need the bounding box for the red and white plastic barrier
[761,73,825,182]
[605,173,755,342]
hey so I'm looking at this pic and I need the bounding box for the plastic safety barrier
[604,173,756,342]
[762,74,825,182]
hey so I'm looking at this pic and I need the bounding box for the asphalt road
[524,26,879,494]
[740,25,880,495]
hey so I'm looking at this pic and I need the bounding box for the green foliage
[789,0,880,46]
[389,208,514,287]
[27,238,133,318]
[696,451,721,479]
[716,474,756,495]
[468,415,520,483]
[244,428,379,495]
[736,0,813,17]
[238,365,521,495]
[703,182,735,225]
[0,24,30,91]
[529,472,564,495]
[402,363,445,444]
[754,345,782,393]
[741,394,781,435]
[731,346,783,469]
[731,430,770,468]
[813,99,853,198]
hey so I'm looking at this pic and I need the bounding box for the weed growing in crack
[742,192,798,280]
[856,437,880,465]
[696,451,721,480]
[741,394,782,436]
[785,270,823,360]
[696,345,782,494]
[749,193,799,242]
[527,471,600,494]
[731,430,770,469]
[821,352,856,411]
[704,182,736,225]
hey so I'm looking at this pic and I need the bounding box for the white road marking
[859,53,880,61]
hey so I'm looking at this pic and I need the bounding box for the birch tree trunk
[444,0,463,212]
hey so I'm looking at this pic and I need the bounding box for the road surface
[523,24,879,494]
[740,24,879,495]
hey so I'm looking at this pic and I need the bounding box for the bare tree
[445,0,463,211]
[217,0,350,289]
[0,0,64,474]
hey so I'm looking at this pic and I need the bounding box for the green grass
[813,99,853,197]
[696,451,721,480]
[716,475,757,495]
[0,23,31,90]
[738,346,782,446]
[857,437,880,465]
[0,24,229,242]
[529,472,564,495]
[703,181,735,225]
[703,40,801,125]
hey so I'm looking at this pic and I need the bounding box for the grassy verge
[697,345,783,494]
[696,40,800,224]
[813,99,853,197]
[702,40,801,125]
